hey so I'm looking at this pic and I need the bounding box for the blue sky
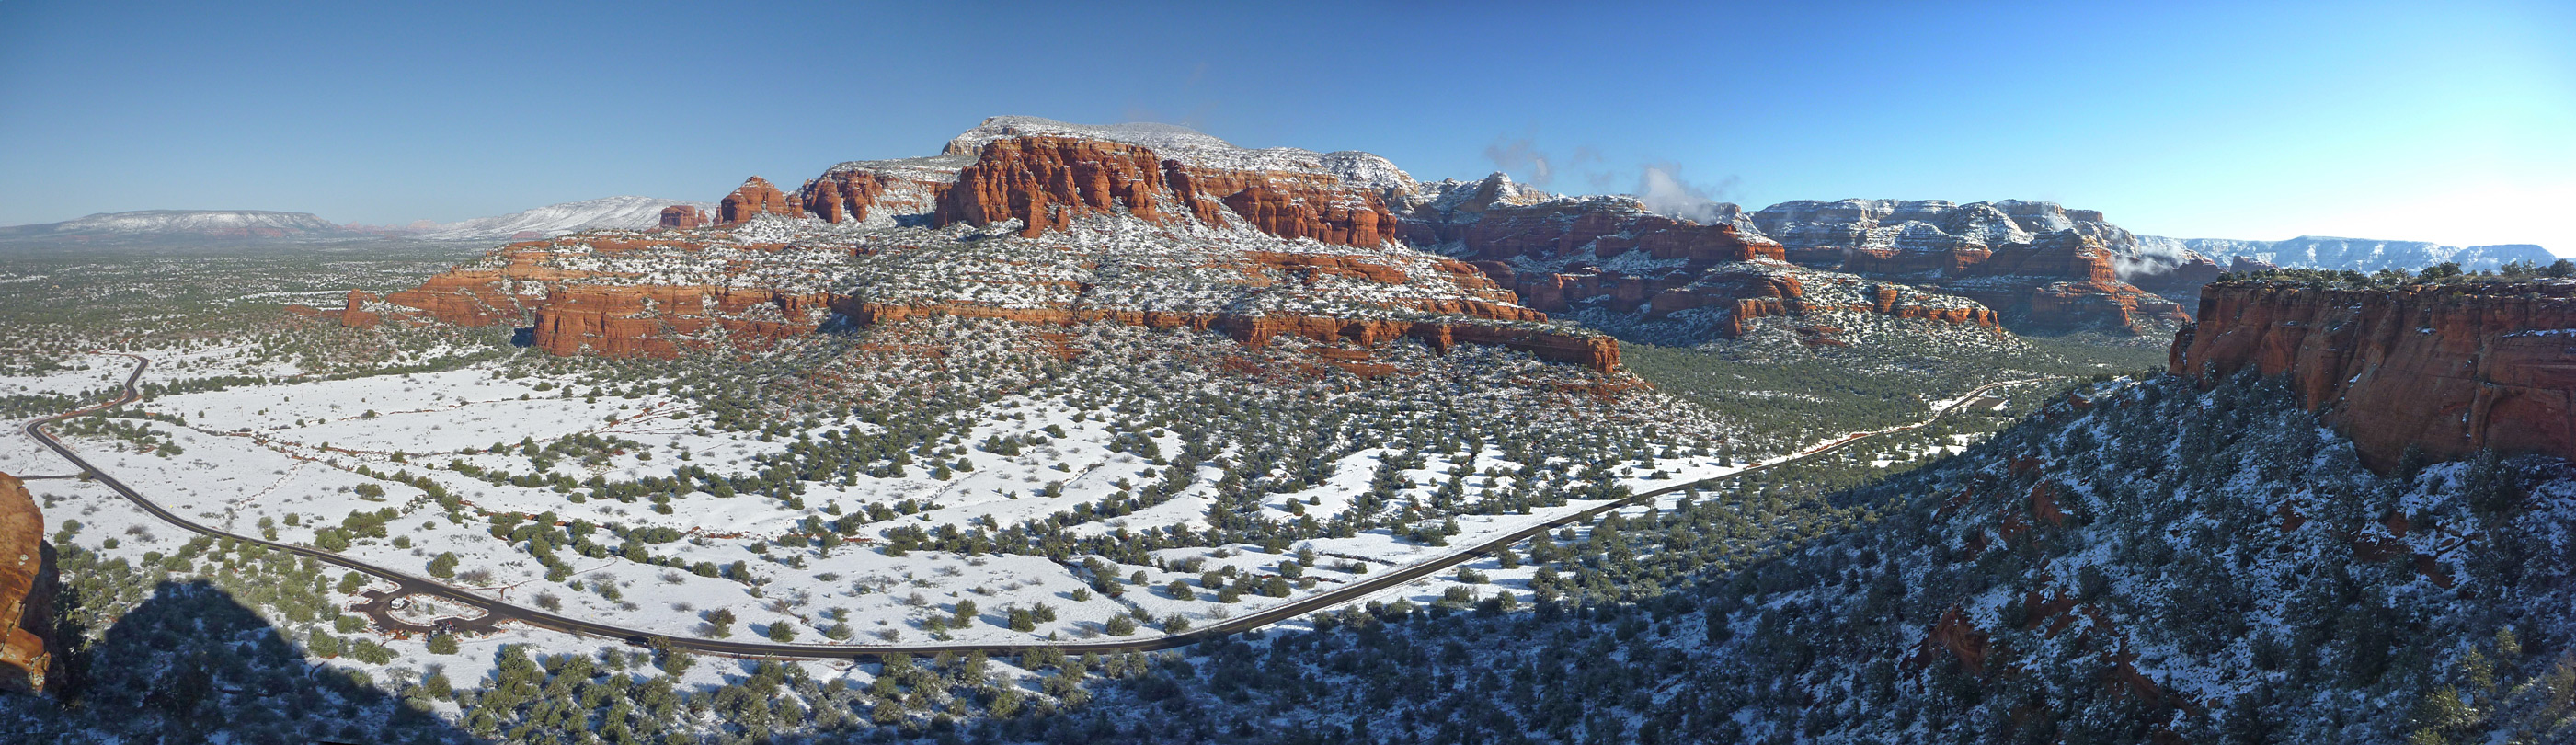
[2,1,2569,253]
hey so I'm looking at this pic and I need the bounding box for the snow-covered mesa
[0,210,351,238]
[2135,235,2555,272]
[418,196,714,241]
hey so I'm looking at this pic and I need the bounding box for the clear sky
[2,1,2569,253]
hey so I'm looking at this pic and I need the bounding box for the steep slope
[418,196,714,241]
[1040,372,2576,744]
[2172,278,2576,469]
[0,210,365,246]
[1673,375,2576,742]
[2147,235,2557,273]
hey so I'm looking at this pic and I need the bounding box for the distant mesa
[0,210,365,246]
[2143,235,2555,273]
[0,473,54,696]
[411,196,716,242]
[0,197,717,248]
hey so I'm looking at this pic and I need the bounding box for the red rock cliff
[933,135,1398,247]
[2171,281,2576,468]
[0,473,52,695]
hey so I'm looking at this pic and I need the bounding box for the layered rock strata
[2171,281,2576,468]
[1403,175,2002,341]
[1741,199,2206,331]
[0,473,52,696]
[1938,231,2191,333]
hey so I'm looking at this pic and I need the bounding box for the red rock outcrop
[1220,185,1389,247]
[935,136,1179,236]
[1410,187,2008,338]
[1908,606,1993,676]
[718,177,799,224]
[926,135,1399,247]
[794,171,894,224]
[2171,281,2576,469]
[532,285,836,357]
[1737,199,2199,332]
[0,473,53,695]
[1944,232,2192,333]
[1471,257,2001,340]
[658,205,705,230]
[1412,194,1783,266]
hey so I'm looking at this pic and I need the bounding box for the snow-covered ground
[0,327,2009,693]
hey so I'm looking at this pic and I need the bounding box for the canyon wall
[2171,281,2576,468]
[0,473,52,696]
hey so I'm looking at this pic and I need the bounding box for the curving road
[24,353,2046,660]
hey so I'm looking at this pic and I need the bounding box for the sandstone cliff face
[935,136,1184,237]
[931,135,1397,247]
[0,473,52,696]
[2171,281,2576,468]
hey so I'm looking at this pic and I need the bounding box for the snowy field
[1,338,1997,687]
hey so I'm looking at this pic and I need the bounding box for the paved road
[23,353,2046,660]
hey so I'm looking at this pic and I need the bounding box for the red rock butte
[2171,281,2576,469]
[657,205,705,230]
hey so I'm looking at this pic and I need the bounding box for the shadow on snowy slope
[7,577,479,745]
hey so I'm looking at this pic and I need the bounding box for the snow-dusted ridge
[418,196,715,241]
[0,209,361,243]
[2135,234,2555,271]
